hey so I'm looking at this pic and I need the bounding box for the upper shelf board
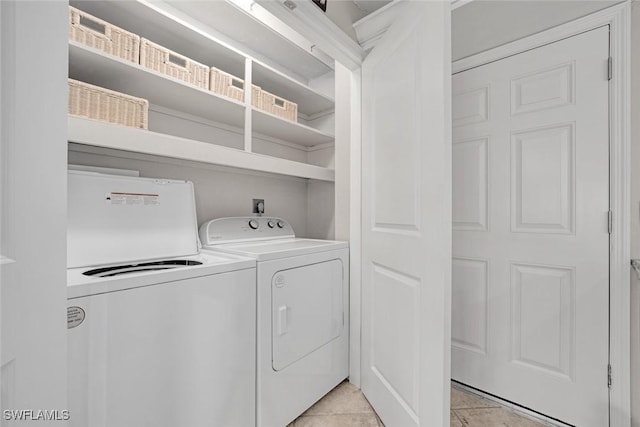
[166,0,334,81]
[252,109,334,147]
[71,0,246,77]
[70,0,333,83]
[253,62,334,117]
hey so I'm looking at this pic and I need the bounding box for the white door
[361,2,451,426]
[451,26,609,427]
[1,0,68,419]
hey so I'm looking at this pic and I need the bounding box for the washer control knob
[267,220,276,228]
[248,219,259,230]
[276,220,285,229]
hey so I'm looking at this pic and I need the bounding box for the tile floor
[289,381,552,427]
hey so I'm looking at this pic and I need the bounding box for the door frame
[452,4,631,427]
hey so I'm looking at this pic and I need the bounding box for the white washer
[200,216,349,427]
[67,171,257,427]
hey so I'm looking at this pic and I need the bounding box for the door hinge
[608,57,613,81]
[608,210,613,234]
[608,364,613,388]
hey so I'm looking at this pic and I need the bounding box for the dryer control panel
[199,217,295,245]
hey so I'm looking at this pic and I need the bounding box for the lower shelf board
[67,116,335,182]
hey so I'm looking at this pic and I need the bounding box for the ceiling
[323,0,624,56]
[323,0,392,41]
[352,0,393,14]
[452,0,623,60]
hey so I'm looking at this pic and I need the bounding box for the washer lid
[67,171,200,269]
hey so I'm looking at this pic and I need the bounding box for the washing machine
[199,216,349,427]
[66,171,257,427]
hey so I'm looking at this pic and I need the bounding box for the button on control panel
[248,219,259,229]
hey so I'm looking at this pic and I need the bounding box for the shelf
[157,0,333,81]
[70,0,333,82]
[252,109,334,147]
[70,42,334,149]
[253,62,334,117]
[68,116,335,182]
[69,42,246,129]
[70,0,246,77]
[71,1,334,115]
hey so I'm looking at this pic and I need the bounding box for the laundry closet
[0,1,452,426]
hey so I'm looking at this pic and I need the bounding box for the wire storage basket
[252,85,262,109]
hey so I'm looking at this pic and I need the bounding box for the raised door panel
[453,138,488,231]
[511,123,575,234]
[453,87,489,127]
[511,62,575,116]
[371,264,419,419]
[371,33,420,233]
[452,258,488,354]
[510,263,575,380]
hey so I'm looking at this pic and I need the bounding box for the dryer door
[272,259,344,371]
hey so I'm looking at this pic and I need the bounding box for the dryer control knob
[267,220,275,228]
[248,219,259,230]
[276,220,285,228]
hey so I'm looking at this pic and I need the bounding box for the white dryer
[200,217,349,427]
[67,171,257,427]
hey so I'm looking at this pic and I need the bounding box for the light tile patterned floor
[290,381,551,426]
[450,387,551,427]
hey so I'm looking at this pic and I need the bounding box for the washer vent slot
[83,260,203,277]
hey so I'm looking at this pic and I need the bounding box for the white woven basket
[260,90,298,122]
[68,79,149,129]
[69,6,140,63]
[210,67,245,102]
[140,38,209,89]
[252,85,262,108]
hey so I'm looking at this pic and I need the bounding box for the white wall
[149,107,244,151]
[306,180,335,239]
[1,1,68,419]
[630,3,640,427]
[452,0,622,61]
[305,144,335,240]
[68,146,323,239]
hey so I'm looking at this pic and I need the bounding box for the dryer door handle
[277,305,289,336]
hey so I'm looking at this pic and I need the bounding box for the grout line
[451,384,563,427]
[451,410,463,425]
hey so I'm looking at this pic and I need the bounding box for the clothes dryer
[200,216,349,427]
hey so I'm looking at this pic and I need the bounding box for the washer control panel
[199,216,295,245]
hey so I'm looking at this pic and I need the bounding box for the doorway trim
[452,3,631,427]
